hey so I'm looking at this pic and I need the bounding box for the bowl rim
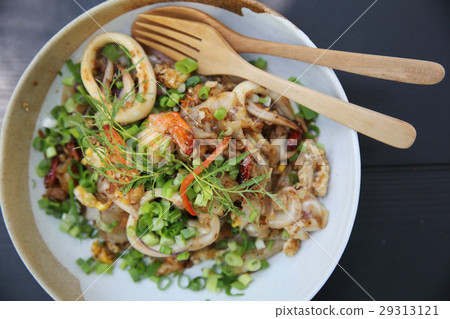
[0,0,360,300]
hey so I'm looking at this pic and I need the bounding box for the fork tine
[134,29,199,59]
[139,14,206,38]
[135,21,201,47]
[135,36,190,62]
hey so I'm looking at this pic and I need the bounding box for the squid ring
[126,188,220,257]
[81,32,156,124]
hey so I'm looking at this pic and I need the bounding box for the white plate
[28,1,360,300]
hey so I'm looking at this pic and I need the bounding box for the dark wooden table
[1,0,449,301]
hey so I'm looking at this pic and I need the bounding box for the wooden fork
[132,15,416,149]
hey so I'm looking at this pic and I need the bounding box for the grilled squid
[81,32,157,124]
[233,81,300,131]
[126,188,220,257]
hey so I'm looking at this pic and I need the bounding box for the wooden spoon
[132,14,416,149]
[133,6,445,85]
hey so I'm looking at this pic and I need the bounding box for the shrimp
[295,139,330,197]
[141,111,194,156]
[85,125,144,215]
[266,186,302,229]
[126,188,220,257]
[285,192,329,239]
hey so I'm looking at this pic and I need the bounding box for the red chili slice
[180,137,231,216]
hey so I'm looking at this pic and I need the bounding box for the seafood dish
[32,32,330,295]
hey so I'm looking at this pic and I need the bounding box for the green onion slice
[177,274,190,289]
[174,58,198,74]
[214,107,227,121]
[157,276,172,291]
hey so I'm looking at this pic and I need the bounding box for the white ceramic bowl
[2,0,360,300]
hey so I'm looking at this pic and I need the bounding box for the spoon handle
[236,38,444,85]
[232,60,416,149]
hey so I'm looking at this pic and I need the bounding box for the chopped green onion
[238,273,253,286]
[227,241,238,251]
[214,107,227,120]
[188,277,206,291]
[160,235,175,246]
[174,58,198,74]
[267,239,274,251]
[62,76,76,86]
[198,86,210,100]
[142,232,159,247]
[76,258,93,274]
[126,225,136,237]
[175,234,187,247]
[259,96,271,106]
[139,202,152,215]
[36,158,52,177]
[231,280,246,290]
[245,258,261,272]
[115,81,124,89]
[260,260,269,270]
[119,260,128,270]
[250,57,267,70]
[186,187,197,201]
[181,227,198,240]
[64,97,77,113]
[281,229,290,240]
[32,136,46,152]
[176,251,189,261]
[185,75,201,87]
[79,178,96,193]
[59,130,71,144]
[94,262,113,275]
[68,127,81,138]
[206,274,221,293]
[157,276,172,291]
[136,93,147,103]
[107,220,119,229]
[298,104,318,121]
[289,173,299,185]
[68,225,81,237]
[162,179,175,198]
[177,274,190,288]
[288,153,299,163]
[288,76,302,85]
[102,43,121,62]
[130,249,144,259]
[72,92,86,105]
[150,217,165,231]
[224,251,243,267]
[123,124,142,139]
[135,261,146,274]
[305,124,320,139]
[38,197,51,209]
[145,260,162,277]
[44,134,59,146]
[50,105,66,119]
[67,160,82,179]
[159,244,172,255]
[66,59,81,83]
[248,208,258,223]
[128,267,141,282]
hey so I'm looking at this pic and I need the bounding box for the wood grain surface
[0,0,449,300]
